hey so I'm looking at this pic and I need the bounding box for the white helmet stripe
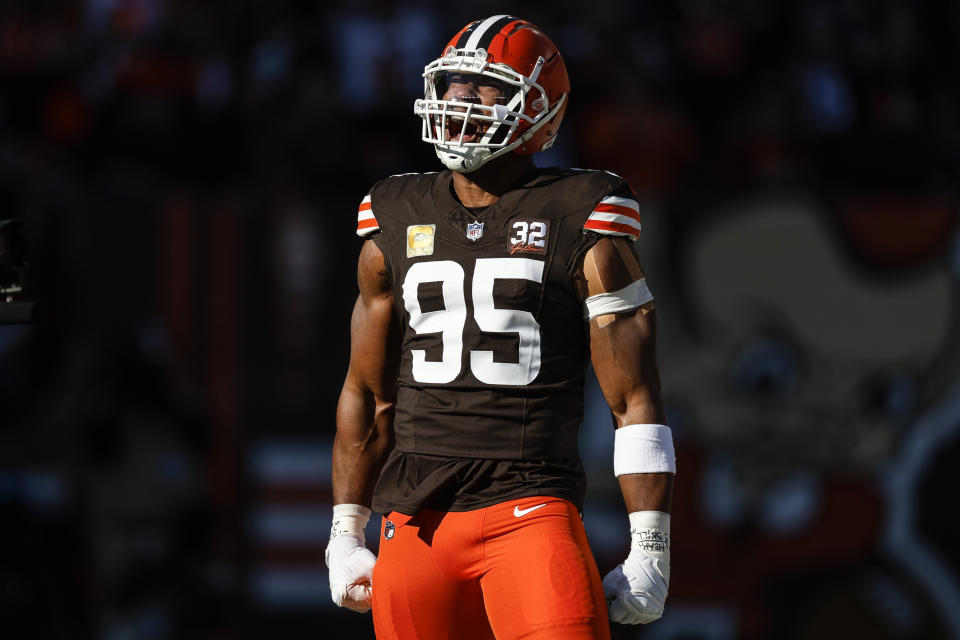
[465,14,509,50]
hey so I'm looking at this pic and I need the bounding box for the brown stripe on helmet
[475,15,522,50]
[455,20,482,48]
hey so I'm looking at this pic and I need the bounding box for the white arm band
[614,424,676,476]
[583,278,655,319]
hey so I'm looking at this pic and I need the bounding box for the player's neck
[451,155,536,208]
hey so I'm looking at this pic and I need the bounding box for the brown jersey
[354,168,642,514]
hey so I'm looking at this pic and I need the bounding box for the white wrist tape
[628,511,670,555]
[330,503,371,539]
[604,509,671,625]
[614,424,676,476]
[583,278,655,319]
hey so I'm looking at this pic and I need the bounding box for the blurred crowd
[1,1,958,638]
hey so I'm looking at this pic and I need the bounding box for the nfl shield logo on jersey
[384,520,395,540]
[466,220,484,241]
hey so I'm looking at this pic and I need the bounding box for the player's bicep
[579,238,664,425]
[589,308,663,421]
[344,239,400,402]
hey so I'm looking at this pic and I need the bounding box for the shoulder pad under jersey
[354,173,438,238]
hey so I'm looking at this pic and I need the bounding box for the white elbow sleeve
[614,424,676,476]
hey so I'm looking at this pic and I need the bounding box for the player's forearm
[327,382,383,615]
[612,382,672,514]
[611,365,674,513]
[618,472,673,514]
[614,393,673,515]
[332,383,395,506]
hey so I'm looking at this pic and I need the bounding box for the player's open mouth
[446,119,480,143]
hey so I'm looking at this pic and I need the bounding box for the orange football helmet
[414,16,571,172]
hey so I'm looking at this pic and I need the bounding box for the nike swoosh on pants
[513,503,547,517]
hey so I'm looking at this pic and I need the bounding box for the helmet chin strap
[435,145,492,173]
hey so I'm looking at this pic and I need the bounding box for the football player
[327,15,675,639]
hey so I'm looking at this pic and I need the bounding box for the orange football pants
[371,496,610,640]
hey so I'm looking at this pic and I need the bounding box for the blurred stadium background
[1,1,959,638]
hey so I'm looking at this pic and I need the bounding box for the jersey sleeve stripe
[593,202,642,225]
[598,195,640,211]
[356,194,379,237]
[587,210,641,226]
[583,218,641,239]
